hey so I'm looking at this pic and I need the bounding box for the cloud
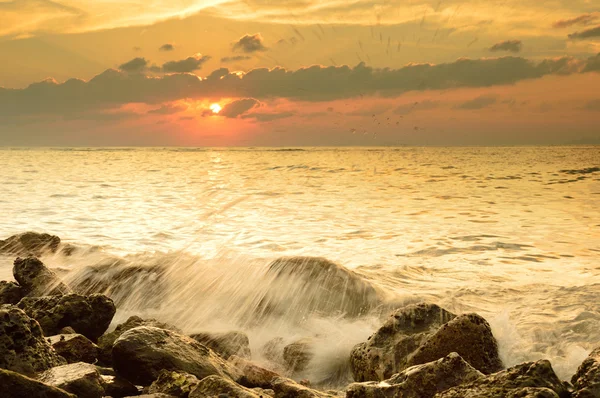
[584,99,600,111]
[242,111,294,122]
[553,14,599,29]
[568,25,600,40]
[584,54,600,72]
[233,34,267,53]
[394,100,440,115]
[219,98,260,118]
[456,95,497,110]
[147,104,186,115]
[119,57,148,73]
[221,55,252,63]
[159,43,175,51]
[162,54,211,73]
[489,40,522,53]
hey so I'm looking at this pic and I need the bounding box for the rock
[259,257,380,320]
[0,367,76,398]
[347,352,484,398]
[59,326,77,334]
[13,257,71,297]
[101,374,139,398]
[230,355,281,389]
[571,346,600,398]
[0,305,66,375]
[283,339,314,373]
[47,334,98,364]
[262,337,286,364]
[148,370,200,398]
[0,280,24,304]
[254,388,275,397]
[38,362,105,398]
[188,375,261,398]
[407,314,503,375]
[271,377,336,398]
[129,395,176,398]
[17,293,116,341]
[190,331,251,359]
[0,232,61,256]
[112,326,239,386]
[350,303,456,381]
[436,360,570,398]
[97,315,181,365]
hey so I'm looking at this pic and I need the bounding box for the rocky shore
[1,232,599,398]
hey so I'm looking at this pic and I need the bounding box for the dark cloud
[221,55,252,63]
[159,43,175,51]
[219,98,260,118]
[456,95,497,110]
[584,53,600,72]
[147,104,186,115]
[568,25,600,40]
[233,33,267,53]
[162,54,210,73]
[242,111,294,122]
[489,40,522,53]
[584,99,600,111]
[553,14,599,29]
[119,57,148,72]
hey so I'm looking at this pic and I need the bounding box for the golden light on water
[210,103,222,114]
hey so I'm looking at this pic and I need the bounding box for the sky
[0,0,599,146]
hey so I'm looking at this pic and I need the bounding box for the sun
[209,103,222,114]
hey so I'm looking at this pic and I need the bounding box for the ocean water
[0,146,599,383]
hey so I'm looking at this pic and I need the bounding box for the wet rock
[230,355,281,389]
[188,375,261,398]
[271,377,336,398]
[0,280,24,304]
[101,374,140,397]
[47,334,98,364]
[97,315,181,365]
[259,257,380,320]
[436,360,570,398]
[262,337,286,364]
[112,326,239,386]
[13,257,71,297]
[0,368,76,398]
[190,331,251,360]
[350,303,456,381]
[38,362,105,398]
[0,232,61,256]
[0,305,66,375]
[347,352,483,398]
[283,339,314,373]
[148,370,200,398]
[17,293,116,341]
[406,313,503,375]
[571,346,600,398]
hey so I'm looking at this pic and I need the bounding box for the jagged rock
[97,315,181,365]
[436,360,570,398]
[571,346,600,398]
[188,375,260,398]
[283,339,314,373]
[254,388,275,397]
[47,334,98,364]
[230,355,281,389]
[0,305,66,375]
[190,331,251,359]
[17,293,115,341]
[112,326,239,386]
[347,352,484,398]
[101,374,139,398]
[258,257,380,320]
[38,362,105,398]
[0,280,23,304]
[148,370,200,398]
[350,303,456,381]
[407,314,503,375]
[0,232,61,256]
[0,368,76,398]
[271,377,336,398]
[59,326,77,334]
[13,257,71,297]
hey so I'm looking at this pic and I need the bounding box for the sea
[0,146,598,383]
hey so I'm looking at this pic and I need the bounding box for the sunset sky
[1,0,599,146]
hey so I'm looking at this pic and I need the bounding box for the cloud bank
[489,40,522,53]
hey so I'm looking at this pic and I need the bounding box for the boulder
[0,305,66,375]
[347,352,484,398]
[38,362,105,398]
[47,334,98,364]
[190,331,251,359]
[188,375,261,398]
[271,377,336,398]
[17,293,116,341]
[97,315,181,365]
[0,368,75,398]
[13,257,71,297]
[571,346,600,398]
[0,280,24,304]
[148,370,200,398]
[101,374,139,398]
[350,303,456,381]
[436,360,570,398]
[283,339,314,373]
[230,355,281,389]
[112,326,239,386]
[0,232,61,256]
